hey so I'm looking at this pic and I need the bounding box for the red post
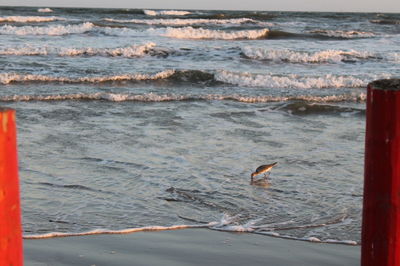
[362,79,400,266]
[0,108,23,265]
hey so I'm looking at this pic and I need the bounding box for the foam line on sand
[24,228,360,266]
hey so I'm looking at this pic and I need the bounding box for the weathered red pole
[362,79,400,266]
[0,108,23,265]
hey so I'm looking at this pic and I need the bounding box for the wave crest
[215,70,369,89]
[0,43,162,57]
[241,47,377,63]
[0,92,367,103]
[370,19,400,25]
[104,18,267,26]
[0,70,176,84]
[144,10,192,16]
[160,26,269,40]
[0,22,94,36]
[0,16,64,23]
[1,69,389,89]
[38,8,53,13]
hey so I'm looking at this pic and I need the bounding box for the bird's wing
[255,165,268,172]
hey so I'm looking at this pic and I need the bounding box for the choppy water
[1,6,399,244]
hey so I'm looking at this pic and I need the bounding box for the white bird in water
[250,162,277,186]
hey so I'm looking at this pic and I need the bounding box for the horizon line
[1,4,400,14]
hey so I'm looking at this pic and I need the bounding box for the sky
[0,0,399,13]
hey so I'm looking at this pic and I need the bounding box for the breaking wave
[0,69,389,89]
[144,10,192,16]
[241,47,379,63]
[215,70,376,89]
[104,18,268,26]
[0,16,64,23]
[0,22,94,35]
[0,70,218,85]
[159,26,270,40]
[0,43,168,57]
[0,70,174,84]
[0,70,176,84]
[0,92,367,103]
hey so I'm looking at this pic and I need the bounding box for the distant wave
[309,30,375,39]
[0,43,169,57]
[104,18,269,26]
[370,19,400,25]
[184,12,276,21]
[0,22,93,35]
[100,26,271,40]
[144,10,192,16]
[0,69,391,89]
[241,47,380,63]
[159,26,270,40]
[155,28,373,41]
[0,16,64,23]
[38,8,54,13]
[0,92,367,103]
[2,22,368,41]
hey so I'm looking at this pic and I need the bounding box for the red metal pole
[362,79,400,266]
[0,108,23,265]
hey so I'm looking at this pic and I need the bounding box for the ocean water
[1,6,399,244]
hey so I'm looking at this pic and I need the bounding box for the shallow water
[1,6,399,243]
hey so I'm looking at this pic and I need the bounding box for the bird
[250,162,277,185]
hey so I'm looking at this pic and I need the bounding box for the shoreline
[23,225,359,245]
[24,228,360,266]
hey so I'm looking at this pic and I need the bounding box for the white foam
[0,92,367,103]
[215,70,372,89]
[305,237,322,242]
[23,223,211,239]
[0,46,50,56]
[261,231,281,237]
[241,47,375,63]
[38,8,54,13]
[23,222,359,245]
[0,16,64,23]
[104,18,268,26]
[60,43,157,57]
[0,43,158,57]
[0,22,94,36]
[325,239,358,245]
[311,29,375,38]
[210,214,256,232]
[0,70,175,84]
[159,26,269,40]
[144,10,192,16]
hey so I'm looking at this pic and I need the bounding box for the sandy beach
[24,229,360,266]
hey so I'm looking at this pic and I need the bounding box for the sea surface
[1,6,399,244]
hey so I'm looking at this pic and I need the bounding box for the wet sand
[24,229,360,266]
